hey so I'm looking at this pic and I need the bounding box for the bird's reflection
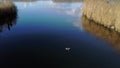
[64,48,72,55]
[82,15,120,51]
[0,2,17,32]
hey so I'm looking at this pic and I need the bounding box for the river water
[1,0,120,68]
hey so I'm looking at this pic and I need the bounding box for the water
[1,0,120,68]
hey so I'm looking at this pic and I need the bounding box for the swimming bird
[65,48,71,51]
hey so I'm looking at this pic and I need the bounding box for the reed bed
[0,2,15,9]
[82,0,120,32]
[0,2,17,32]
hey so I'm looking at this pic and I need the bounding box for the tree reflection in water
[82,15,120,51]
[0,2,17,32]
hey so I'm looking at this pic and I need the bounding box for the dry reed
[82,0,120,32]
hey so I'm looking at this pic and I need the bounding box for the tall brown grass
[82,0,120,32]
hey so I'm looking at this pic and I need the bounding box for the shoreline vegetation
[52,0,120,33]
[0,0,119,34]
[82,0,120,32]
[0,2,17,32]
[0,0,38,2]
[52,0,120,51]
[52,0,83,3]
[82,15,120,51]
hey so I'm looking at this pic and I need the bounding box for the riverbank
[82,15,120,52]
[0,2,17,32]
[52,0,83,3]
[82,0,120,32]
[0,2,17,16]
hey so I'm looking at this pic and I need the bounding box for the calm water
[1,0,120,68]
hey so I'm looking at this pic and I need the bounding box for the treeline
[52,0,83,3]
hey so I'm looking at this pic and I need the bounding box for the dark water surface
[1,0,120,68]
